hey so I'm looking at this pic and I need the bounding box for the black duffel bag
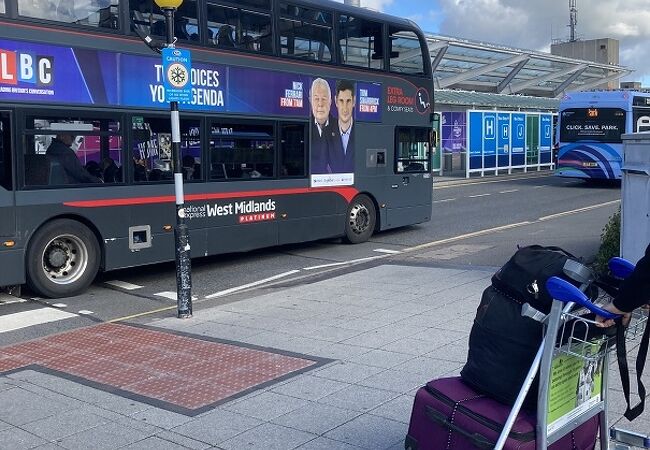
[461,245,598,410]
[491,245,596,314]
[461,285,543,409]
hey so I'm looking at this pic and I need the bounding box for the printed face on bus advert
[336,88,355,129]
[310,79,331,126]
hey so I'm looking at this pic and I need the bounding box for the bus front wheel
[26,219,100,299]
[344,194,376,244]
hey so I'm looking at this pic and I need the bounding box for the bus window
[389,27,425,75]
[130,0,200,42]
[207,2,272,52]
[0,1,5,14]
[131,116,201,183]
[18,0,120,29]
[559,108,626,143]
[23,117,122,187]
[338,15,384,70]
[210,122,275,180]
[279,123,306,177]
[279,3,332,62]
[633,108,650,132]
[395,127,430,173]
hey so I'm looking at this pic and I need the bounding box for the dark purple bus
[0,0,433,298]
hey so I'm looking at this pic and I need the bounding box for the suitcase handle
[424,406,495,450]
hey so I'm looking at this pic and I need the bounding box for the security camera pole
[155,0,192,318]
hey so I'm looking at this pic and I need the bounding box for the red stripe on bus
[63,187,359,208]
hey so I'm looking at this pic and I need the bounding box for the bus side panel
[277,192,347,244]
[0,248,25,285]
[556,142,622,180]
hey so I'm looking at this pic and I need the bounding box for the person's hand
[595,302,631,328]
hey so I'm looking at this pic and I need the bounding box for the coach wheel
[26,219,100,299]
[344,194,376,244]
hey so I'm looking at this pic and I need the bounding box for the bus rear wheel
[26,219,100,299]
[344,194,376,244]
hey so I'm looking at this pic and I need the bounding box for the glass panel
[396,127,430,173]
[24,117,122,186]
[210,123,275,180]
[279,3,332,25]
[0,116,10,190]
[130,0,200,42]
[279,19,331,62]
[389,28,425,75]
[280,123,306,177]
[207,3,272,52]
[131,116,200,182]
[0,1,5,14]
[338,15,383,70]
[18,0,120,29]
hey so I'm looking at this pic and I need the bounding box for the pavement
[1,253,648,450]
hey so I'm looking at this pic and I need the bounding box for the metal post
[162,7,192,318]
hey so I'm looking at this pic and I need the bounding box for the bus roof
[561,90,650,104]
[295,0,423,33]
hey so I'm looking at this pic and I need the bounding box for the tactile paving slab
[0,323,323,415]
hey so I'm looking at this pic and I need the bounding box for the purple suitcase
[405,377,599,450]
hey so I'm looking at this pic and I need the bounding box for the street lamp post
[154,0,192,318]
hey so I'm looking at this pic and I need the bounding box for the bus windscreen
[559,107,626,143]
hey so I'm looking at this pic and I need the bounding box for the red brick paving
[0,323,317,411]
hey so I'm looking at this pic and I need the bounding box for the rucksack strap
[615,314,650,421]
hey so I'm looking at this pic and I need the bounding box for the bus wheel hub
[349,204,369,234]
[47,245,69,269]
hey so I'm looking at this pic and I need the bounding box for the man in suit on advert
[330,79,355,173]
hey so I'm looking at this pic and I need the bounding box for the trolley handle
[609,256,635,280]
[546,276,620,320]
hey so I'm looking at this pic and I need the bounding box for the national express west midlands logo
[0,50,54,86]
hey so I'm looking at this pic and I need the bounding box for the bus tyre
[26,219,100,299]
[344,194,376,244]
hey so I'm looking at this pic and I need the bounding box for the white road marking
[205,270,301,299]
[303,261,348,270]
[51,303,67,308]
[532,185,546,189]
[433,198,456,204]
[0,294,26,305]
[78,310,95,315]
[105,280,144,290]
[155,292,199,301]
[538,200,620,221]
[0,308,78,333]
[499,189,519,194]
[374,249,401,254]
[468,193,491,198]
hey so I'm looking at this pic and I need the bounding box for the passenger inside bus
[46,134,102,184]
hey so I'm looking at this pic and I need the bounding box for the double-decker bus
[556,90,650,180]
[0,0,434,298]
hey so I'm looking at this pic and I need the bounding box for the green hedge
[593,207,621,274]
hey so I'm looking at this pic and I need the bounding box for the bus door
[0,111,15,237]
[384,126,433,228]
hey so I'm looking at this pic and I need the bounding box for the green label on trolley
[547,342,604,435]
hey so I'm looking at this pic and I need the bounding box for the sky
[339,0,650,85]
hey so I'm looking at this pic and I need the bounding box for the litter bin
[620,133,650,264]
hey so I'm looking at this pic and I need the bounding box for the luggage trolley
[495,257,649,450]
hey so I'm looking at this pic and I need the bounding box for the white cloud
[435,0,650,83]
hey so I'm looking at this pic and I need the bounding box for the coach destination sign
[162,48,191,103]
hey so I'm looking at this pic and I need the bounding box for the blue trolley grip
[546,276,620,320]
